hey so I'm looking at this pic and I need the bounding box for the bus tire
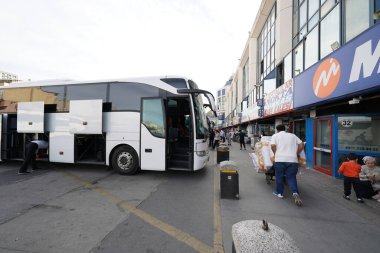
[111,145,139,175]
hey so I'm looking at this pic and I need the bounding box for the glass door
[314,118,333,175]
[293,120,306,141]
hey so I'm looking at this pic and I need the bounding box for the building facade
[216,78,232,128]
[0,70,18,85]
[222,0,380,177]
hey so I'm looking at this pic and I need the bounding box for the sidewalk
[216,141,380,253]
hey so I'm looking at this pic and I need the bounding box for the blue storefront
[294,23,380,177]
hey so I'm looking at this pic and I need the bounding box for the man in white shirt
[270,125,304,206]
[18,139,48,175]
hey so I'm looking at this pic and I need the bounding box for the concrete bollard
[232,220,300,253]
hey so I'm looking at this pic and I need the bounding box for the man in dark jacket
[18,139,48,174]
[239,130,246,150]
[209,129,215,147]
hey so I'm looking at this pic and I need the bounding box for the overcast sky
[0,0,260,94]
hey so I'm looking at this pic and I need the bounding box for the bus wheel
[111,146,139,175]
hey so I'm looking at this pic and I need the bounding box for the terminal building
[221,0,380,177]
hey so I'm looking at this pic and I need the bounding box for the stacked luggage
[249,136,306,184]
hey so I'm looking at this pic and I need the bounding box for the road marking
[62,171,213,253]
[213,152,225,253]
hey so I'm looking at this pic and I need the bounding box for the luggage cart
[265,166,287,185]
[265,166,275,184]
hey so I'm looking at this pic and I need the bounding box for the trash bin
[217,145,229,164]
[220,161,239,199]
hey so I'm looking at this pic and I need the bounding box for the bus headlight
[196,150,207,157]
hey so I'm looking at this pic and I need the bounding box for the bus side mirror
[203,104,217,117]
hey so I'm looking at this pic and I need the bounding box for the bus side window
[102,102,112,112]
[44,104,57,113]
[65,84,107,111]
[0,88,33,113]
[36,86,65,112]
[109,82,159,111]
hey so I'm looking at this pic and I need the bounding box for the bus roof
[1,75,189,94]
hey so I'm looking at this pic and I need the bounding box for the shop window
[316,150,332,171]
[316,120,331,149]
[320,4,340,58]
[283,52,292,83]
[299,1,307,28]
[258,4,276,80]
[276,62,284,88]
[309,11,319,29]
[299,26,307,39]
[304,25,319,69]
[294,120,306,141]
[338,116,380,154]
[263,77,276,96]
[345,0,370,42]
[321,0,337,18]
[259,124,275,136]
[308,0,319,18]
[376,0,380,22]
[242,61,249,98]
[338,154,380,167]
[294,42,304,76]
[373,0,380,19]
[293,9,299,37]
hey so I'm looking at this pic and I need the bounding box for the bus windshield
[188,80,210,139]
[193,94,208,139]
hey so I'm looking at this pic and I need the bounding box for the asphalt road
[0,143,379,253]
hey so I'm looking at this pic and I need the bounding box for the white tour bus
[0,76,216,174]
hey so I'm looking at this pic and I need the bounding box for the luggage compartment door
[140,98,166,171]
[69,100,103,134]
[17,102,45,133]
[49,132,74,163]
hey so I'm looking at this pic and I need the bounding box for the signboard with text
[264,79,293,117]
[294,23,380,108]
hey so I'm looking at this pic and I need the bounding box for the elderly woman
[359,156,380,201]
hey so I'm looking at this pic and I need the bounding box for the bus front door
[166,98,192,171]
[140,98,166,171]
